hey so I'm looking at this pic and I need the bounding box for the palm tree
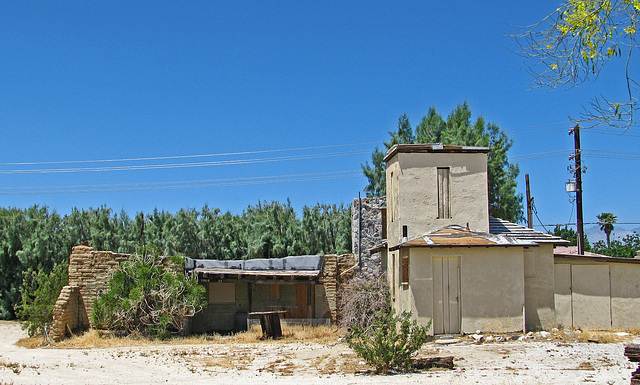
[597,212,618,248]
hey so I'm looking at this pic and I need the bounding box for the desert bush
[338,271,390,330]
[16,262,69,337]
[344,310,431,374]
[91,246,206,339]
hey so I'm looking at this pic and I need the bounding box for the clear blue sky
[1,1,638,232]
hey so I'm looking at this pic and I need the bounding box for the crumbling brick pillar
[319,253,357,324]
[50,245,130,341]
[50,285,88,341]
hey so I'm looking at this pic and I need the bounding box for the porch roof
[187,254,324,281]
[389,225,538,251]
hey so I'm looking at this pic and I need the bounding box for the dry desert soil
[0,321,638,385]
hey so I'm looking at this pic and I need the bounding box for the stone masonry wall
[351,196,386,276]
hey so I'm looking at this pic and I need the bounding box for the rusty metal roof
[389,225,538,250]
[489,217,569,245]
[383,143,490,162]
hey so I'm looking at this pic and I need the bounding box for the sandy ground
[0,321,638,385]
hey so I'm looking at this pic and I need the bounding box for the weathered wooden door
[433,257,461,334]
[291,284,313,319]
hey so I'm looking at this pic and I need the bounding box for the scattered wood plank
[412,356,454,370]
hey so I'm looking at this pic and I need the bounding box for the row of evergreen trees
[0,201,352,320]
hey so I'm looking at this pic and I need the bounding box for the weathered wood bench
[249,311,288,339]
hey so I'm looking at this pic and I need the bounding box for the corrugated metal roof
[389,225,538,250]
[489,217,569,245]
[187,255,324,278]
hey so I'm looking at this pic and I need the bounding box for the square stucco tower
[384,144,490,245]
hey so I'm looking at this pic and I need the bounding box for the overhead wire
[1,121,638,197]
[0,150,371,174]
[0,170,363,195]
[0,141,380,166]
[531,200,550,233]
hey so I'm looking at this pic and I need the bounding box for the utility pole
[525,174,533,229]
[569,124,585,255]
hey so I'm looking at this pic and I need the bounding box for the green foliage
[344,310,431,374]
[0,201,352,320]
[302,203,352,255]
[591,232,640,258]
[597,212,618,247]
[91,247,206,338]
[361,147,386,197]
[385,113,415,148]
[362,102,524,223]
[16,262,69,337]
[551,225,592,250]
[0,206,70,320]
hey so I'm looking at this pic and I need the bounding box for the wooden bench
[248,311,288,339]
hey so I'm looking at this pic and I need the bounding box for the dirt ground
[1,321,638,385]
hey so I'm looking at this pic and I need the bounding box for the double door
[433,257,461,334]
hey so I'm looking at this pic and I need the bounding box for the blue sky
[1,1,638,233]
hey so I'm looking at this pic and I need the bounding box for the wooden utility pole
[525,174,533,229]
[569,124,585,255]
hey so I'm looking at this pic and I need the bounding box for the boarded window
[393,172,399,223]
[269,284,280,300]
[381,209,387,239]
[391,253,396,298]
[390,172,395,222]
[209,282,235,304]
[524,249,536,277]
[401,255,409,284]
[437,167,451,219]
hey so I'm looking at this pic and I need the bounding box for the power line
[0,141,379,166]
[0,150,370,174]
[509,148,640,162]
[509,128,568,138]
[0,170,363,195]
[504,122,568,131]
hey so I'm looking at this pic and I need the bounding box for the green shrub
[91,246,206,339]
[16,262,69,337]
[344,310,431,374]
